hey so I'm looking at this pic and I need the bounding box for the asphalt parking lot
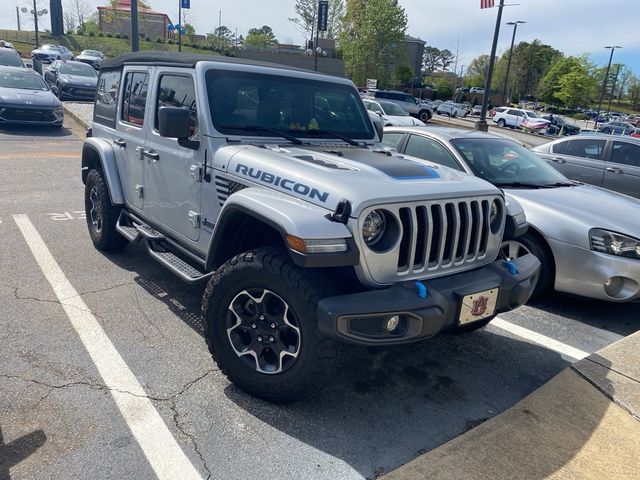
[1,120,638,480]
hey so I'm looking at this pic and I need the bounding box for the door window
[551,140,569,155]
[381,132,404,150]
[610,141,640,167]
[404,135,462,170]
[155,74,198,136]
[121,72,149,126]
[566,139,606,159]
[94,69,122,128]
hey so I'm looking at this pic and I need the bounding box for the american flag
[481,0,495,8]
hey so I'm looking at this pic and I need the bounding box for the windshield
[41,45,58,51]
[205,69,374,140]
[379,101,408,116]
[451,138,570,186]
[60,62,97,77]
[0,71,48,90]
[524,110,539,118]
[82,50,101,57]
[0,51,23,67]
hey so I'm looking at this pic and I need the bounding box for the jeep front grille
[357,196,504,285]
[396,200,490,273]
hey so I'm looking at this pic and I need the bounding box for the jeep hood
[221,144,500,216]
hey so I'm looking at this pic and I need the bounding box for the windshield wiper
[291,128,364,147]
[219,124,304,145]
[493,182,555,189]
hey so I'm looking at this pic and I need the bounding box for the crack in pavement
[169,399,213,480]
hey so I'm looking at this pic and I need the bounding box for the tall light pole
[502,20,525,106]
[21,1,48,48]
[595,45,622,128]
[606,63,623,115]
[131,0,139,51]
[475,0,505,132]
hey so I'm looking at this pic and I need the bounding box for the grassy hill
[1,29,220,59]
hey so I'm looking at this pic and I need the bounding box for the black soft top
[101,50,312,74]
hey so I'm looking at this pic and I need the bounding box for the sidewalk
[382,331,640,480]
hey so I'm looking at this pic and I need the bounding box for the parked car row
[382,125,640,303]
[363,89,433,122]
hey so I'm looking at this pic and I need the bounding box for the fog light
[386,315,400,332]
[604,277,624,297]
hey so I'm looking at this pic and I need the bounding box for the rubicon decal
[235,164,329,203]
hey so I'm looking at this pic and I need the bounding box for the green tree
[289,0,345,40]
[245,25,278,51]
[209,25,234,50]
[435,79,453,99]
[538,56,579,104]
[554,61,597,108]
[339,0,407,87]
[509,40,562,99]
[392,64,413,88]
[422,46,442,73]
[465,54,492,88]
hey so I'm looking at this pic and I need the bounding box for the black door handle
[143,149,160,161]
[114,138,126,148]
[551,157,566,163]
[606,167,623,173]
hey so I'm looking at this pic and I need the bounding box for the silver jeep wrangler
[82,52,539,402]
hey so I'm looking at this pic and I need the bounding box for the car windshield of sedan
[82,50,102,58]
[379,101,409,116]
[60,62,97,77]
[0,71,48,91]
[41,44,58,51]
[524,110,540,118]
[0,50,23,67]
[451,138,571,187]
[206,69,374,140]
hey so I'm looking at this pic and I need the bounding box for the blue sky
[5,0,638,74]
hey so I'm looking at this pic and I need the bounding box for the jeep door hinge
[188,211,201,229]
[135,184,144,198]
[190,164,203,183]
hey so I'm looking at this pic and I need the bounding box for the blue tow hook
[504,259,518,275]
[415,281,428,299]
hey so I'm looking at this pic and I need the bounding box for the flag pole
[475,0,505,132]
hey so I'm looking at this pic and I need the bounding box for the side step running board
[147,244,213,285]
[116,212,141,242]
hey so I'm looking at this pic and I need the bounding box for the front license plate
[458,288,499,325]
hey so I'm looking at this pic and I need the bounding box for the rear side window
[404,135,462,171]
[610,141,640,167]
[155,74,198,135]
[94,69,121,128]
[121,72,149,126]
[381,132,404,150]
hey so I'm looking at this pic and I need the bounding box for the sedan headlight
[590,229,640,259]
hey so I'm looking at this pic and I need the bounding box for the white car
[363,99,426,127]
[493,107,550,131]
[469,87,485,94]
[436,102,467,118]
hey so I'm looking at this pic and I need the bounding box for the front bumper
[549,238,640,302]
[58,85,96,102]
[0,106,63,126]
[318,254,540,345]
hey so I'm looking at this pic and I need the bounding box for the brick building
[98,0,173,41]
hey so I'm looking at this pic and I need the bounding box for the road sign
[317,0,329,32]
[366,79,377,89]
[181,0,190,9]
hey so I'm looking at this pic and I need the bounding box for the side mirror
[158,106,199,149]
[50,85,59,96]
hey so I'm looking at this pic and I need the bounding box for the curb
[381,330,640,480]
[63,104,90,130]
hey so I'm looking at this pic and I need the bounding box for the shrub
[571,113,589,121]
[167,39,175,45]
[88,31,95,37]
[123,34,129,39]
[115,33,122,39]
[97,31,104,37]
[106,32,113,38]
[156,37,163,43]
[144,36,151,42]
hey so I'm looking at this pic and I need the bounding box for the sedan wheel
[501,234,554,297]
[497,119,506,128]
[501,240,531,261]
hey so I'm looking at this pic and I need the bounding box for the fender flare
[82,137,125,205]
[205,188,357,270]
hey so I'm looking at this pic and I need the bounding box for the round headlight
[363,210,386,245]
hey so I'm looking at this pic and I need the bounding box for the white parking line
[13,214,203,480]
[491,317,590,361]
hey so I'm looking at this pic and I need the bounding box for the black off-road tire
[202,247,338,403]
[84,169,127,251]
[419,110,431,122]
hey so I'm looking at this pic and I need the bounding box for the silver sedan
[383,126,640,302]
